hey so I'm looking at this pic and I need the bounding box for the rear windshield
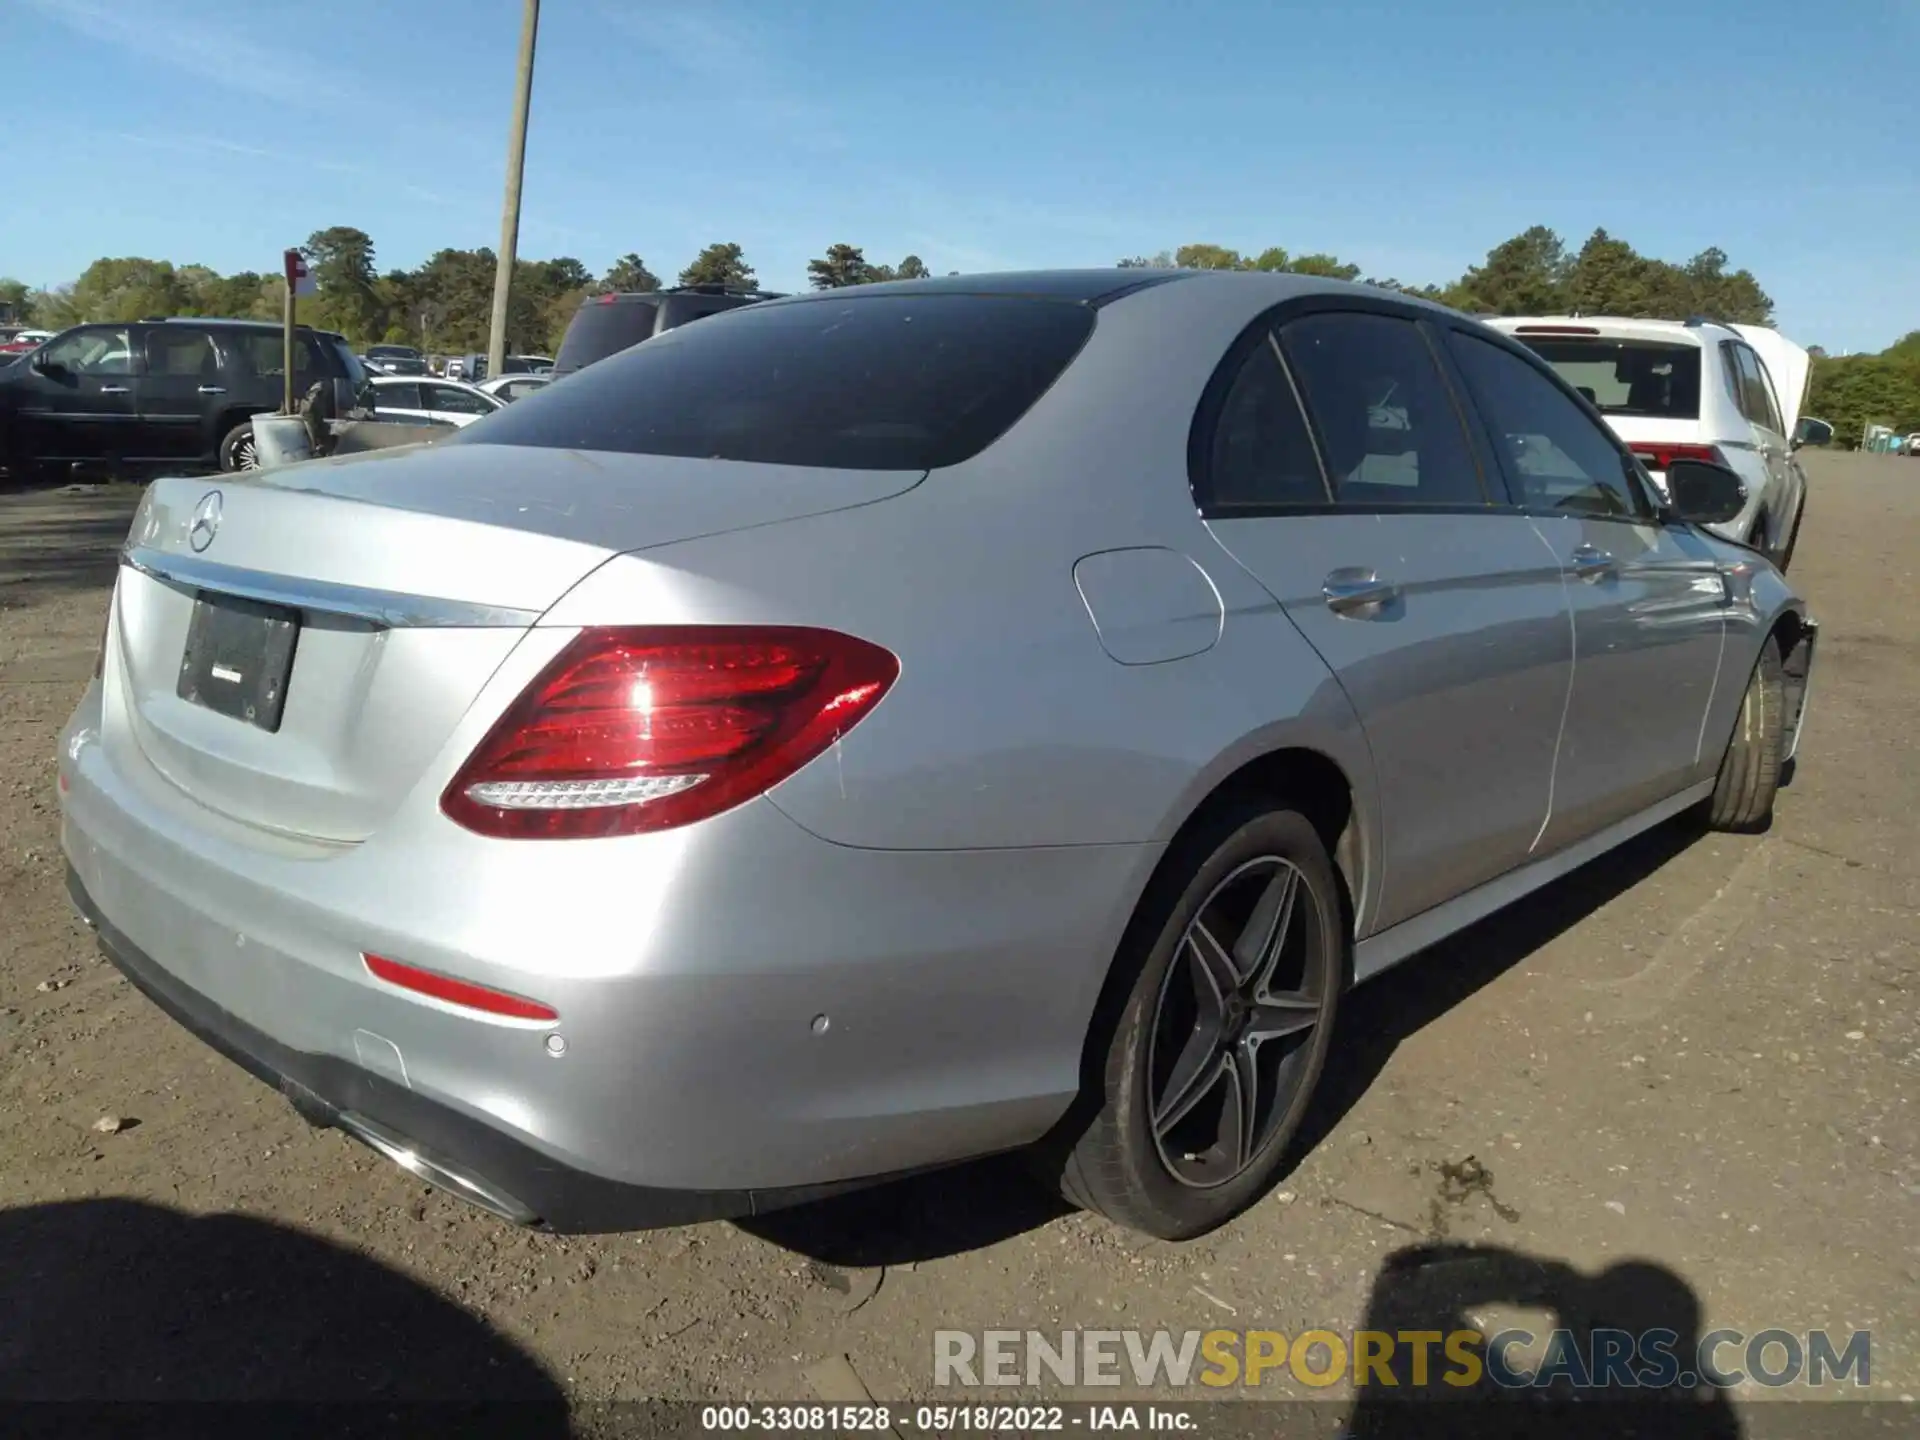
[367,345,422,360]
[1512,338,1702,420]
[462,294,1097,470]
[553,295,665,375]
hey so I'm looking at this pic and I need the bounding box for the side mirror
[30,354,64,378]
[1792,416,1834,450]
[1666,458,1747,526]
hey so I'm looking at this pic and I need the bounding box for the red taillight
[363,953,559,1021]
[1629,442,1727,472]
[441,626,900,840]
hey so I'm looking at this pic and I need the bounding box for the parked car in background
[1488,315,1821,569]
[60,271,1817,1241]
[368,373,503,428]
[0,328,54,357]
[445,353,555,385]
[551,284,777,377]
[477,373,551,403]
[0,318,369,476]
[363,344,429,376]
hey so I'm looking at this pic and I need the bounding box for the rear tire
[219,419,258,472]
[1044,799,1343,1239]
[1707,638,1786,833]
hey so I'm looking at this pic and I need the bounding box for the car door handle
[1571,544,1616,580]
[99,385,130,395]
[197,385,226,395]
[1322,568,1398,615]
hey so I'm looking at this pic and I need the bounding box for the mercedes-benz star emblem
[188,490,223,553]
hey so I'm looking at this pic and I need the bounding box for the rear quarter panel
[538,276,1379,872]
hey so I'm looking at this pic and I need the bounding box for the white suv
[1487,315,1819,568]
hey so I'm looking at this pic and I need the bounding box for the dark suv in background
[0,317,369,478]
[550,284,778,378]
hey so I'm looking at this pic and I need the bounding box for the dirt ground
[0,456,1914,1415]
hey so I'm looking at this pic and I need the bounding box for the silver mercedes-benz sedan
[59,270,1817,1240]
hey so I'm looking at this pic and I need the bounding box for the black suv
[550,284,778,378]
[0,317,369,477]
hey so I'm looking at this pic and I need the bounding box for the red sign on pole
[283,249,317,297]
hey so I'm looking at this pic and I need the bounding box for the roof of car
[770,269,1198,307]
[1486,315,1727,342]
[139,316,353,341]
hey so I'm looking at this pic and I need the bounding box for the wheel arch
[1040,739,1371,1174]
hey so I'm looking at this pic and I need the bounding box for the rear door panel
[1198,307,1573,931]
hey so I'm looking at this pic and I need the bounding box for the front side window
[1278,312,1485,507]
[1448,332,1649,520]
[42,327,134,376]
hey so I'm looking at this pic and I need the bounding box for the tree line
[2,224,1912,443]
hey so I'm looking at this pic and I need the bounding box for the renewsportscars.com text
[933,1327,1871,1391]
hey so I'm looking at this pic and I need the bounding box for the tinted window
[1511,337,1701,420]
[367,345,422,361]
[1449,332,1649,519]
[1196,334,1327,508]
[425,383,495,415]
[42,327,133,376]
[553,295,664,376]
[466,294,1096,471]
[145,327,218,378]
[1278,313,1484,507]
[375,381,423,409]
[233,332,324,382]
[1733,345,1783,433]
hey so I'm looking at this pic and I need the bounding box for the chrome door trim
[120,545,542,629]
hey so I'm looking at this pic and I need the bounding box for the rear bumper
[59,675,1158,1228]
[68,863,829,1231]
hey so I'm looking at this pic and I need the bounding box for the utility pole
[486,0,540,381]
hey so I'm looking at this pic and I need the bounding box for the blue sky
[5,0,1915,352]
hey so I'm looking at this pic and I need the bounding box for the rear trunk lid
[1730,324,1811,435]
[111,442,923,842]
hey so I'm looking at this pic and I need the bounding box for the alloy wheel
[1146,856,1328,1189]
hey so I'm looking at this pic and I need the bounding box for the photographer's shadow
[1346,1242,1742,1439]
[0,1196,568,1429]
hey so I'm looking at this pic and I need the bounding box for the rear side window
[1449,332,1649,519]
[1731,344,1784,433]
[1194,334,1328,509]
[1512,337,1701,420]
[1278,312,1485,507]
[466,295,1097,471]
[145,327,218,377]
[376,381,422,409]
[232,332,326,382]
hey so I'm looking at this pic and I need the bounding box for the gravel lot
[0,454,1913,1416]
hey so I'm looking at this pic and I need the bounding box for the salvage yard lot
[0,454,1913,1408]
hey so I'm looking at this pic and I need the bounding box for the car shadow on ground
[745,810,1711,1267]
[0,1197,570,1431]
[1344,1240,1741,1438]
